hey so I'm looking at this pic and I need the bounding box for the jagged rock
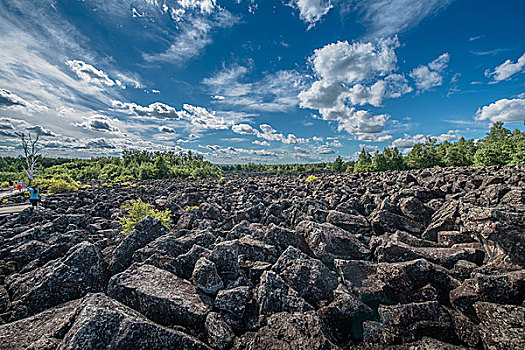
[60,293,211,350]
[232,312,337,350]
[6,241,107,320]
[0,286,9,313]
[52,214,89,232]
[203,204,224,222]
[296,221,370,263]
[398,196,431,225]
[107,263,212,331]
[0,297,83,350]
[215,286,252,319]
[1,166,524,348]
[272,246,338,308]
[446,306,481,348]
[175,244,212,279]
[6,240,49,269]
[110,216,169,274]
[375,240,484,268]
[461,206,525,267]
[318,285,377,345]
[209,240,240,282]
[132,234,184,263]
[256,271,313,314]
[335,258,460,306]
[325,210,372,235]
[370,210,423,235]
[450,270,525,317]
[422,200,459,241]
[450,260,478,281]
[474,301,525,350]
[437,231,474,247]
[238,236,279,264]
[364,301,455,345]
[389,230,439,248]
[192,257,224,294]
[263,223,312,255]
[205,312,234,350]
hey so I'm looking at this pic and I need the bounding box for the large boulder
[335,258,460,306]
[296,221,370,263]
[317,285,377,345]
[0,297,83,349]
[369,210,423,235]
[272,246,338,308]
[215,286,252,320]
[6,241,107,320]
[110,216,169,274]
[375,240,484,268]
[0,293,211,350]
[450,270,525,317]
[107,263,212,332]
[474,301,525,350]
[263,224,312,255]
[192,257,224,294]
[422,200,460,241]
[238,236,279,264]
[232,312,337,350]
[205,312,234,350]
[256,271,312,314]
[209,240,241,282]
[60,293,211,350]
[325,211,372,235]
[363,301,455,345]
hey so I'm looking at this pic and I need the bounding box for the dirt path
[0,204,31,216]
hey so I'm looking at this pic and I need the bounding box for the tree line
[0,150,222,183]
[1,122,524,184]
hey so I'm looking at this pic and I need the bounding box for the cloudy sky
[0,0,524,163]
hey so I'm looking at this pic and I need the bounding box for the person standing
[16,180,22,192]
[9,180,14,192]
[28,184,40,209]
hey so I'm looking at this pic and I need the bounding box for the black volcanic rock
[110,216,169,274]
[232,312,337,350]
[107,263,212,332]
[296,220,370,263]
[6,241,107,321]
[272,246,338,308]
[0,166,524,349]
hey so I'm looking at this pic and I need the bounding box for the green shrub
[37,175,79,194]
[0,181,8,188]
[306,175,320,183]
[120,198,172,235]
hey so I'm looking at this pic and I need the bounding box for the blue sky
[0,0,524,163]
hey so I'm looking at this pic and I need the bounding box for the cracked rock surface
[0,165,524,349]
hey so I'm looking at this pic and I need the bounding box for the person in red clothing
[16,180,22,192]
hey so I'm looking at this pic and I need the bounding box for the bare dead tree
[21,133,42,185]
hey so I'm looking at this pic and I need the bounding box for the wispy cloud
[203,65,307,112]
[485,52,525,82]
[351,0,455,38]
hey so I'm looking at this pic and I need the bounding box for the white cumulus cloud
[286,0,333,28]
[311,37,399,84]
[410,53,449,92]
[475,97,525,123]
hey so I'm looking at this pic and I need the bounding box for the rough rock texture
[0,165,524,349]
[107,263,212,332]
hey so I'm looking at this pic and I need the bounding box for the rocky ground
[0,166,524,349]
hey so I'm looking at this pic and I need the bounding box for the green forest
[1,122,524,185]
